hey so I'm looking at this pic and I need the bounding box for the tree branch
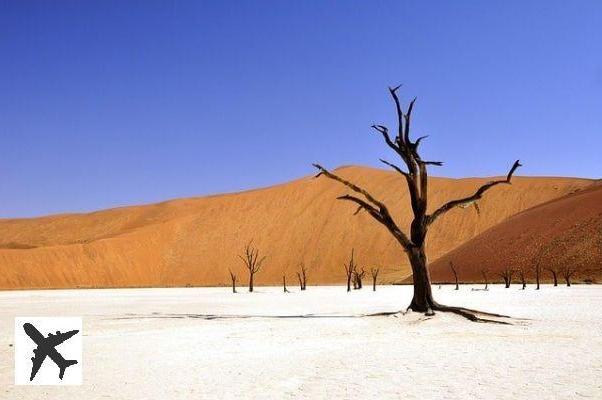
[427,160,522,226]
[379,159,409,177]
[403,97,416,145]
[388,85,405,145]
[420,160,444,166]
[312,164,387,210]
[313,164,413,250]
[337,195,382,218]
[371,125,401,156]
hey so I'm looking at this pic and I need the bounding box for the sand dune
[0,166,595,289]
[429,183,602,284]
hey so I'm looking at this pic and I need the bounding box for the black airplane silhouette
[23,322,79,381]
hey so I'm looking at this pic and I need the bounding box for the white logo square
[14,317,82,385]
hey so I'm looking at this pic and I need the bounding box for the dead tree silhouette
[449,261,459,290]
[296,263,308,290]
[498,268,514,288]
[517,267,527,290]
[283,275,290,293]
[238,241,266,293]
[481,269,489,291]
[353,268,365,290]
[370,267,380,291]
[533,245,548,290]
[344,250,357,292]
[546,267,559,286]
[314,86,520,322]
[561,266,576,286]
[228,269,237,293]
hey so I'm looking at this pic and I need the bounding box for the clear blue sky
[1,1,601,218]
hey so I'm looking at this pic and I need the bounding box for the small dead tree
[228,269,237,293]
[449,261,459,290]
[238,241,266,293]
[296,262,308,290]
[314,85,521,321]
[370,267,380,291]
[283,274,290,293]
[533,243,551,290]
[344,249,357,292]
[517,267,527,290]
[561,266,576,287]
[481,269,489,290]
[352,268,365,290]
[546,267,559,286]
[498,268,514,288]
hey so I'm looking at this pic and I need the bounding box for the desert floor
[1,285,601,399]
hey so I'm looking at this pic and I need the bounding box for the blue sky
[1,1,601,218]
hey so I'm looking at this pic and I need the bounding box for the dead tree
[344,249,357,292]
[296,262,308,290]
[449,261,459,290]
[517,267,527,290]
[314,86,520,321]
[498,268,514,288]
[370,267,380,291]
[238,241,266,292]
[481,269,489,291]
[534,259,541,290]
[546,267,559,286]
[561,266,576,287]
[283,274,290,293]
[533,244,550,290]
[352,268,365,289]
[228,269,237,293]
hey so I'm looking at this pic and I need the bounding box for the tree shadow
[108,310,403,321]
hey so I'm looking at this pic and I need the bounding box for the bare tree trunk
[481,269,489,291]
[562,266,575,287]
[548,269,558,286]
[518,268,526,290]
[283,275,289,293]
[450,261,459,290]
[297,263,308,290]
[229,270,237,293]
[371,267,379,291]
[353,268,365,290]
[239,241,266,294]
[499,268,513,288]
[536,265,540,290]
[344,249,356,293]
[408,247,436,315]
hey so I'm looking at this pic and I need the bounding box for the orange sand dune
[429,183,602,284]
[0,166,594,289]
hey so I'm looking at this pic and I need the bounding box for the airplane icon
[23,322,79,381]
